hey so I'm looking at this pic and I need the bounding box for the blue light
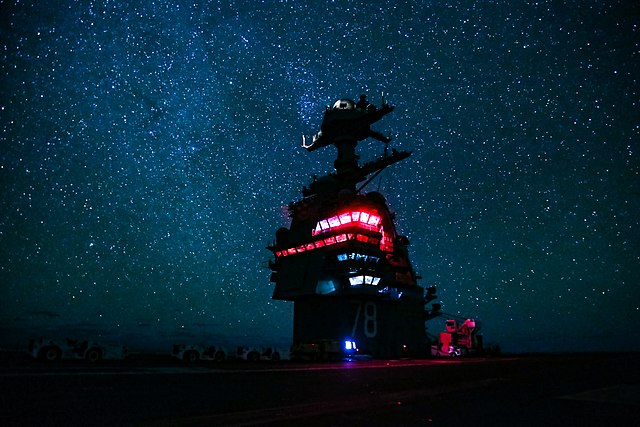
[344,339,357,352]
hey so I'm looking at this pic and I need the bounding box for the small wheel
[248,352,260,362]
[86,348,102,363]
[40,346,61,362]
[184,351,199,363]
[272,352,280,361]
[214,351,226,362]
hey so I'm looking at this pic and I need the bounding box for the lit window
[279,208,389,258]
[349,275,381,286]
[332,253,382,263]
[339,213,352,224]
[311,210,383,236]
[316,280,336,295]
[349,276,364,286]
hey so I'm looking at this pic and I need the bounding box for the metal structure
[28,338,127,362]
[267,95,440,358]
[431,316,483,357]
[172,344,227,363]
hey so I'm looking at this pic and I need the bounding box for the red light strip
[312,210,382,236]
[274,233,381,258]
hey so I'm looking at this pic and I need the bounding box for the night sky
[1,0,638,354]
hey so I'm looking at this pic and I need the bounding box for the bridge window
[349,275,381,286]
[336,253,380,263]
[339,213,352,224]
[312,209,382,236]
[274,232,387,259]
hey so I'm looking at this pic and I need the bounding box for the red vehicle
[431,318,481,357]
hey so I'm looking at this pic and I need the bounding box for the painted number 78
[351,301,377,338]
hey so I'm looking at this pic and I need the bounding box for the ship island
[267,95,441,359]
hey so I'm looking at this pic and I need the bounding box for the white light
[349,276,364,286]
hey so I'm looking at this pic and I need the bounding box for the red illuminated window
[274,209,393,258]
[339,213,352,224]
[311,209,383,236]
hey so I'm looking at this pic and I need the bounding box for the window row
[349,275,381,286]
[274,233,381,258]
[312,210,382,236]
[336,253,380,263]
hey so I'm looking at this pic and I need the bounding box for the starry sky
[1,0,638,354]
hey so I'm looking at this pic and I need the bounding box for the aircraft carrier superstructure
[267,95,439,358]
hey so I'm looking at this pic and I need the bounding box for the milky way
[1,0,638,352]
